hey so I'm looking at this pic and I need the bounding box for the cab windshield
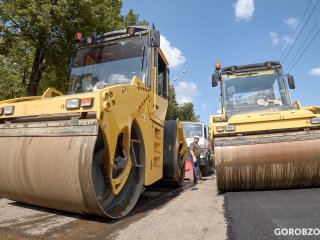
[182,123,203,138]
[222,69,292,117]
[68,35,147,94]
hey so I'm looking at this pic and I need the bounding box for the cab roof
[221,61,282,75]
[77,26,150,48]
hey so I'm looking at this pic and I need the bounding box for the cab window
[154,49,167,99]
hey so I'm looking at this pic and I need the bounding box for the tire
[208,154,215,173]
[211,155,215,173]
[200,165,209,176]
[163,120,185,188]
[91,121,145,218]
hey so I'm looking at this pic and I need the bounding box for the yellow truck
[209,61,320,192]
[0,26,186,218]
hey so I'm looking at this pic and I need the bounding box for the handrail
[152,67,157,113]
[0,88,64,105]
[42,88,64,99]
[291,100,302,109]
[130,76,145,87]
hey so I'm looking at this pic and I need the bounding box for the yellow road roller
[209,61,320,192]
[0,26,186,218]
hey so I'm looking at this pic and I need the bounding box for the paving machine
[209,61,320,192]
[0,26,186,218]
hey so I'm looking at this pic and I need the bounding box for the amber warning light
[215,61,221,70]
[75,32,83,41]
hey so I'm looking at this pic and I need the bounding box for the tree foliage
[0,0,144,98]
[0,1,198,121]
[166,85,199,122]
[124,9,148,26]
[166,85,180,120]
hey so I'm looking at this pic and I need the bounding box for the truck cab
[182,122,213,176]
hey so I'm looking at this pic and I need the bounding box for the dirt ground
[0,175,226,240]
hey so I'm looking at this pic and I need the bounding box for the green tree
[0,38,33,100]
[166,84,199,122]
[166,85,179,120]
[0,55,26,100]
[124,9,148,26]
[0,1,144,97]
[178,102,199,122]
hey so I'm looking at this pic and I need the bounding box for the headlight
[310,117,320,124]
[66,99,80,110]
[4,106,14,115]
[225,125,236,131]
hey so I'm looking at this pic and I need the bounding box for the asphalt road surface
[0,176,226,240]
[225,188,320,240]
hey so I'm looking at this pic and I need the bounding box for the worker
[190,135,201,184]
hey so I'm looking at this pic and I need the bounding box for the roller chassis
[0,26,187,218]
[210,61,320,192]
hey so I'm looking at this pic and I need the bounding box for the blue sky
[122,0,320,125]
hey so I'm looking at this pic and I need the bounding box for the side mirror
[151,30,160,48]
[212,72,220,87]
[287,74,295,89]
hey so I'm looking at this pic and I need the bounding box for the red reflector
[81,98,93,108]
[216,126,224,132]
[75,32,82,41]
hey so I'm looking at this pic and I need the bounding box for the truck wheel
[163,120,186,188]
[200,165,209,176]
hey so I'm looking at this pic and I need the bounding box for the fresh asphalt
[224,188,320,240]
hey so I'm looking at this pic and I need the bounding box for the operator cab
[212,61,296,117]
[67,26,167,99]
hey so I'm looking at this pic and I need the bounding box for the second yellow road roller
[209,61,320,192]
[0,26,186,218]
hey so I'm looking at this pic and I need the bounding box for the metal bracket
[236,133,243,139]
[69,117,79,126]
[4,121,11,128]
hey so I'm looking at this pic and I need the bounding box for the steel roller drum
[0,119,144,218]
[215,131,320,191]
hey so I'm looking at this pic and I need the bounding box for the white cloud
[270,32,294,48]
[281,35,293,50]
[234,0,255,22]
[160,35,186,69]
[282,35,291,45]
[309,68,320,76]
[269,18,298,48]
[283,18,299,29]
[175,81,199,103]
[201,103,207,110]
[270,32,280,46]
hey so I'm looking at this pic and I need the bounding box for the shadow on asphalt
[7,180,197,225]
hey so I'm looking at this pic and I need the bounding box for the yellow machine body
[209,61,320,192]
[0,27,186,218]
